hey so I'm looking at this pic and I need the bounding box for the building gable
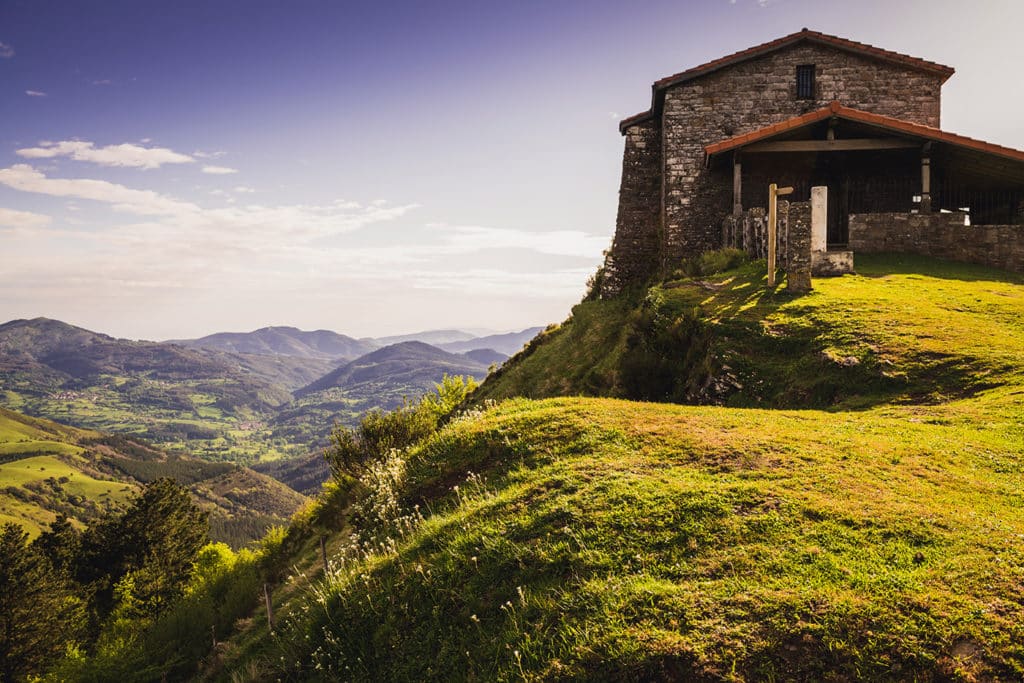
[621,29,954,133]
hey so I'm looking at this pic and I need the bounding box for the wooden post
[732,153,743,216]
[767,184,794,288]
[264,583,274,631]
[320,535,328,572]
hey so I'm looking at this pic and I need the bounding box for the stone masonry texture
[786,201,813,293]
[848,213,1024,274]
[602,37,946,294]
[661,43,943,264]
[600,118,661,297]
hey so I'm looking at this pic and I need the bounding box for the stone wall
[722,200,796,265]
[600,118,662,296]
[848,212,1024,273]
[786,202,813,292]
[660,42,944,264]
[723,201,814,290]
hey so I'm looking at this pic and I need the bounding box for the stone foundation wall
[600,118,662,296]
[848,212,1024,274]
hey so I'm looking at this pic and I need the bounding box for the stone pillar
[811,186,828,254]
[920,155,932,213]
[778,200,790,269]
[786,201,812,293]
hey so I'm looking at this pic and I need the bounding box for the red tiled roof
[703,101,1024,164]
[655,28,954,90]
[619,29,955,134]
[618,111,655,129]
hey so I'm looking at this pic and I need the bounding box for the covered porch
[706,102,1024,250]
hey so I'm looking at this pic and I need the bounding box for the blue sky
[1,0,1022,339]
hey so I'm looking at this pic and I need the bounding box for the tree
[33,513,82,578]
[0,523,85,683]
[78,478,209,623]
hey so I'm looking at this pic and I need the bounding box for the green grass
[97,255,1024,680]
[477,253,1024,410]
[250,380,1023,680]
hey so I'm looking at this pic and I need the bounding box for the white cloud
[92,79,112,86]
[0,164,199,215]
[17,140,194,169]
[233,186,255,193]
[193,150,225,159]
[0,165,415,238]
[428,224,606,259]
[0,42,13,58]
[202,165,237,175]
[26,90,47,97]
[0,164,601,327]
[0,207,51,230]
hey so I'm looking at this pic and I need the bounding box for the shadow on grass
[853,252,1024,284]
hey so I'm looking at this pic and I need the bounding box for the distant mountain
[169,326,377,361]
[0,407,305,547]
[0,318,334,460]
[440,327,544,355]
[295,341,489,398]
[0,318,331,393]
[269,342,490,452]
[373,329,477,346]
[462,348,509,366]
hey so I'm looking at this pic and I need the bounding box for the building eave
[703,101,1024,166]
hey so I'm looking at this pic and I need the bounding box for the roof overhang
[620,28,955,135]
[703,102,1024,184]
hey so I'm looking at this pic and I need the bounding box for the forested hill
[0,406,305,547]
[295,341,489,398]
[167,326,376,360]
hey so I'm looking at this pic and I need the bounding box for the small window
[796,64,815,99]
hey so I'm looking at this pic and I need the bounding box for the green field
[0,407,306,546]
[196,254,1024,681]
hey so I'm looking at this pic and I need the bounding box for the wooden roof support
[743,138,920,153]
[733,152,742,216]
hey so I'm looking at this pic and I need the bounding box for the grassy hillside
[0,407,305,546]
[70,254,1024,681]
[475,254,1024,408]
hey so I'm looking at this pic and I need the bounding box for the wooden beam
[743,138,920,153]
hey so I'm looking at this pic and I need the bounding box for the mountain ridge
[295,340,488,398]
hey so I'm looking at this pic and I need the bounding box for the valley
[0,319,537,464]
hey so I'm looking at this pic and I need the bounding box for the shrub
[677,247,749,279]
[619,303,714,403]
[325,375,476,481]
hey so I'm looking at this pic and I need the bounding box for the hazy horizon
[3,0,1022,339]
[0,314,537,343]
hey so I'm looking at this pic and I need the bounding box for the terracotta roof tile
[703,101,1024,164]
[654,28,954,89]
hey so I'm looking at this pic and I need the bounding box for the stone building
[601,29,1024,294]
